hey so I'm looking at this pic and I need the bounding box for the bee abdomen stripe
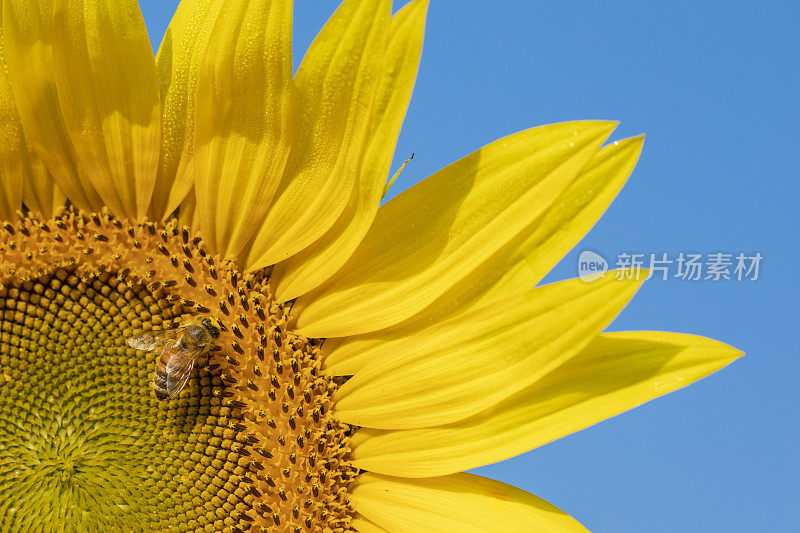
[153,373,169,400]
[154,369,168,388]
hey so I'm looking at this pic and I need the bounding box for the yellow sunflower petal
[0,13,23,221]
[177,187,199,233]
[22,148,65,219]
[244,0,390,270]
[350,332,742,478]
[192,0,293,258]
[293,121,617,338]
[352,517,389,533]
[323,136,644,375]
[333,274,643,429]
[0,18,59,221]
[2,0,100,211]
[271,0,427,301]
[458,135,644,308]
[51,0,160,220]
[351,472,589,533]
[151,0,217,221]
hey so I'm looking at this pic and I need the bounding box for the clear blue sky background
[139,2,798,531]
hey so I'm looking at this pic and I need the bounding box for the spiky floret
[0,210,357,532]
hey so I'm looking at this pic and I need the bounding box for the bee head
[201,317,221,339]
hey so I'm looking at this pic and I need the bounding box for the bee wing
[163,344,203,397]
[127,327,182,351]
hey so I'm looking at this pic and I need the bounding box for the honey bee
[127,316,220,400]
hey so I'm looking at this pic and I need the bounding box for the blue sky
[140,1,798,531]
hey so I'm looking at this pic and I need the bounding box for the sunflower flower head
[0,211,357,530]
[0,0,740,532]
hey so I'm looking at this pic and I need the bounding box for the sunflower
[0,0,740,531]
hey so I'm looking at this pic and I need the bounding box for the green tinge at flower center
[0,269,248,532]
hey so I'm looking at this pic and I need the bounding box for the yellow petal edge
[52,0,160,220]
[350,331,743,477]
[293,120,617,338]
[272,0,428,301]
[333,274,644,429]
[323,136,644,376]
[351,472,589,533]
